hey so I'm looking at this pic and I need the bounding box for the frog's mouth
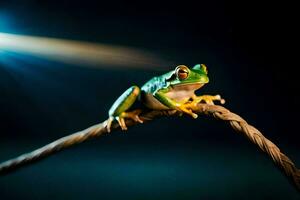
[172,82,205,91]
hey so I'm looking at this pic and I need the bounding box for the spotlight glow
[0,32,168,70]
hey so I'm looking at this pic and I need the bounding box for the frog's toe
[191,112,198,119]
[214,94,225,104]
[105,116,114,133]
[206,100,215,105]
[133,115,143,123]
[123,109,144,124]
[178,105,198,119]
[116,116,128,131]
[183,110,198,119]
[220,98,225,104]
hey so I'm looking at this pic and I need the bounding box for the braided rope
[0,104,299,193]
[193,104,300,192]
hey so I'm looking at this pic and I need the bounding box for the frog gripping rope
[0,64,299,193]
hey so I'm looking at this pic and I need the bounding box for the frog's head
[166,64,209,88]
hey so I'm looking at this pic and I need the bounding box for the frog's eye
[175,65,189,80]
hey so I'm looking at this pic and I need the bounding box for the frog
[105,64,225,132]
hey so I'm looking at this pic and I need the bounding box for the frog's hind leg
[106,86,143,132]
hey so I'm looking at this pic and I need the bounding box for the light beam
[0,32,169,70]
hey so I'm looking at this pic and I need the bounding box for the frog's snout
[200,76,209,83]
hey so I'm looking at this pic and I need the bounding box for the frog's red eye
[175,65,189,80]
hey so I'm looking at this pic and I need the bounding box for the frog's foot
[106,109,143,132]
[177,104,198,119]
[192,94,225,105]
[105,116,114,133]
[118,110,144,131]
[122,109,143,124]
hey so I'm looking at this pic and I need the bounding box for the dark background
[0,0,299,199]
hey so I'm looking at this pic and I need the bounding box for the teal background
[0,1,299,199]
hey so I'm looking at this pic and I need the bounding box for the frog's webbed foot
[177,104,198,119]
[191,94,225,105]
[117,109,144,131]
[106,109,143,132]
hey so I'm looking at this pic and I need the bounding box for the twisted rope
[0,104,299,193]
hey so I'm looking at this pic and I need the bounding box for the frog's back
[141,76,164,93]
[140,75,170,110]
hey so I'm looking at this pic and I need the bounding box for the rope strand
[0,104,299,192]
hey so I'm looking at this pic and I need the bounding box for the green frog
[106,64,225,132]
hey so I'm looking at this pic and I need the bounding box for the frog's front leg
[154,89,198,119]
[106,86,143,132]
[191,94,225,106]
